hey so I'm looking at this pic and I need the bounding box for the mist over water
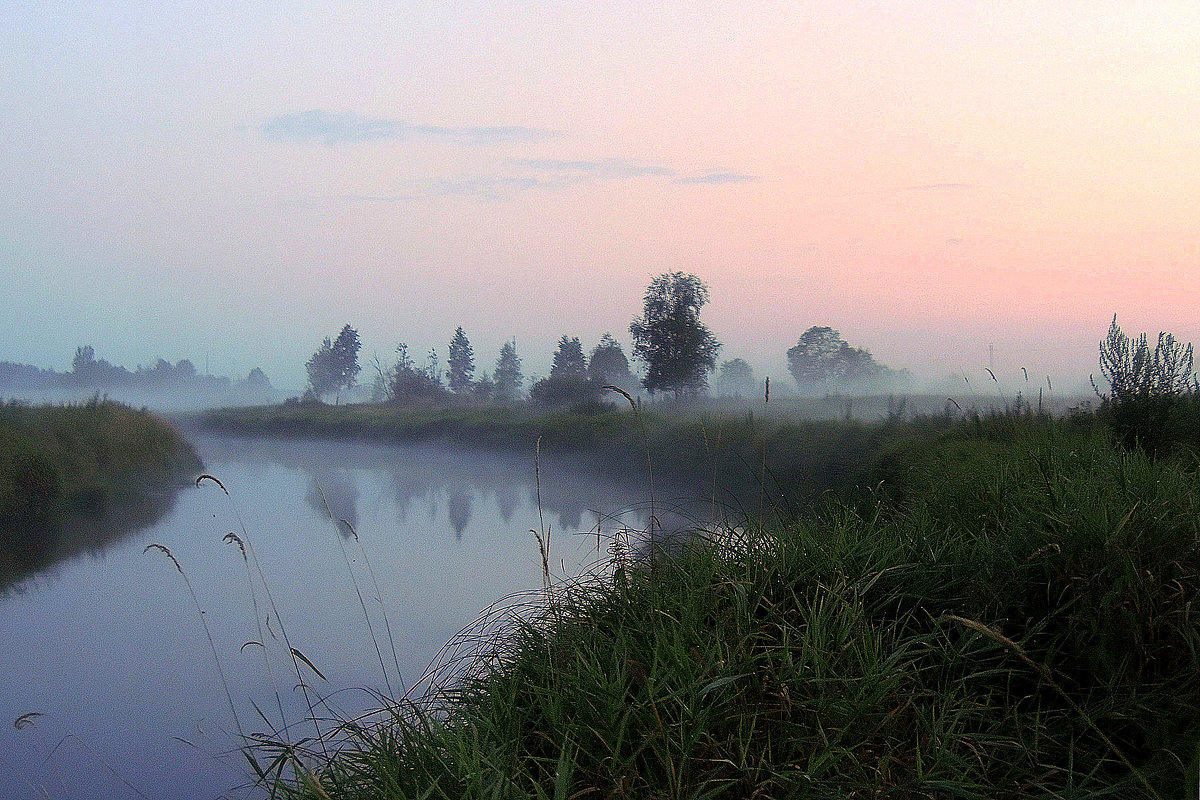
[0,433,694,799]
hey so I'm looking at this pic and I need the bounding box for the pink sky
[2,1,1198,391]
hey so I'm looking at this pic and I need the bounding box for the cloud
[901,182,975,191]
[261,111,559,146]
[676,171,758,185]
[508,158,676,178]
[427,175,547,199]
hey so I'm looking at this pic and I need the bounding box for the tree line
[301,272,909,406]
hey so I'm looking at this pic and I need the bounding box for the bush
[1092,316,1199,454]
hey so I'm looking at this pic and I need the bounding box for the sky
[3,0,1199,393]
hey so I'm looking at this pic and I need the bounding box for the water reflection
[0,488,182,595]
[200,435,689,542]
[0,433,711,800]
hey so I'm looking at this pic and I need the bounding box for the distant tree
[549,336,587,380]
[531,335,600,407]
[786,327,884,393]
[493,340,524,402]
[629,272,721,397]
[388,342,448,404]
[715,358,755,397]
[306,325,361,403]
[473,371,495,401]
[330,325,362,400]
[70,345,131,386]
[447,327,476,395]
[588,333,636,392]
[242,367,272,394]
[306,337,339,400]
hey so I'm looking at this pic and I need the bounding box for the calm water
[0,434,688,799]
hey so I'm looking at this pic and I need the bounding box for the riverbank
[0,399,202,588]
[261,410,1200,798]
[200,401,933,509]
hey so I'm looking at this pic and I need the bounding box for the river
[0,433,692,799]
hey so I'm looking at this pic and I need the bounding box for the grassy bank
[201,401,928,508]
[257,412,1200,799]
[0,398,201,521]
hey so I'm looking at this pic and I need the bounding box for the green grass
[0,397,200,519]
[256,412,1200,799]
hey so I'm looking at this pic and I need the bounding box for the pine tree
[447,327,476,395]
[493,340,524,402]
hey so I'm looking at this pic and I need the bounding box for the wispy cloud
[261,111,559,146]
[676,171,758,185]
[902,182,975,191]
[508,158,676,178]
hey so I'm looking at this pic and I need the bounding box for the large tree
[786,326,883,393]
[447,327,476,395]
[629,272,721,397]
[493,340,524,402]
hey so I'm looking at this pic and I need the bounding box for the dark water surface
[0,434,682,799]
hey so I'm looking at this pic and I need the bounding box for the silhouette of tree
[306,337,339,400]
[715,358,755,397]
[629,272,721,397]
[447,327,475,395]
[531,335,600,406]
[388,342,449,404]
[306,325,361,403]
[493,340,524,402]
[786,326,884,393]
[549,336,587,380]
[331,325,362,400]
[588,333,637,392]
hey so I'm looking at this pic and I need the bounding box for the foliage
[492,340,524,402]
[0,399,199,521]
[548,336,587,380]
[629,272,721,397]
[587,333,637,392]
[530,336,602,407]
[447,327,476,395]
[386,343,449,404]
[714,357,755,397]
[786,326,886,392]
[1093,315,1198,454]
[306,325,362,403]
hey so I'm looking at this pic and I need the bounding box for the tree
[493,340,524,402]
[786,326,884,393]
[629,272,721,397]
[306,325,361,403]
[530,335,600,407]
[306,337,339,400]
[549,336,587,380]
[588,333,636,392]
[715,358,755,397]
[447,327,475,395]
[330,325,362,399]
[387,342,448,404]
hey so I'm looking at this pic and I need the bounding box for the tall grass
[262,413,1200,799]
